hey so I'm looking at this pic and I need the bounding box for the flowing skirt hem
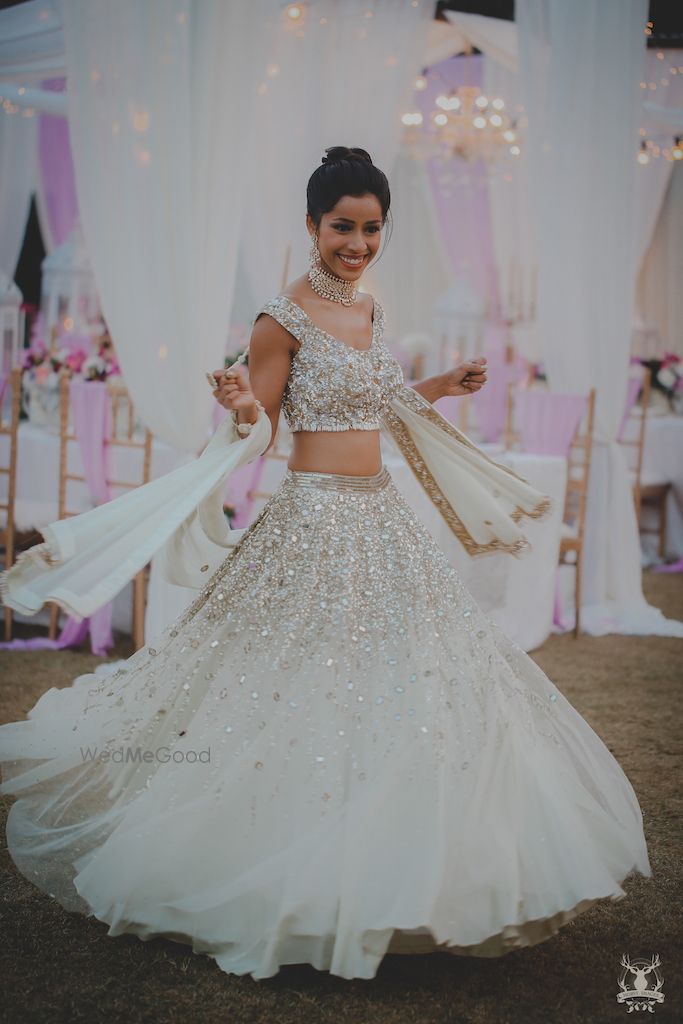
[63,868,642,981]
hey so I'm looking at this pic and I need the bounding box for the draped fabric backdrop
[0,104,36,276]
[637,162,683,357]
[36,76,77,252]
[516,0,682,637]
[238,0,435,316]
[483,55,540,360]
[415,55,499,317]
[61,0,270,454]
[633,49,683,273]
[362,144,453,370]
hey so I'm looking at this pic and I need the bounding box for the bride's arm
[212,314,294,453]
[410,376,445,403]
[410,358,488,403]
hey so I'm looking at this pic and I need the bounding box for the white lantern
[0,271,24,375]
[40,219,100,348]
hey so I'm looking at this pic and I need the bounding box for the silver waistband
[284,465,392,492]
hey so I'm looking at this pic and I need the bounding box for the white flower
[83,355,107,375]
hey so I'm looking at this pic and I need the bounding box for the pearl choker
[308,234,359,306]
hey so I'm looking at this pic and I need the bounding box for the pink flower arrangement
[21,325,122,383]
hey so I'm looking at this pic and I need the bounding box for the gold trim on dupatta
[382,387,552,558]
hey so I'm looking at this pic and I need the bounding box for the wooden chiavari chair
[558,389,596,637]
[48,374,153,650]
[617,366,651,519]
[0,368,22,641]
[617,366,672,558]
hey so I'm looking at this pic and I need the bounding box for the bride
[0,146,651,982]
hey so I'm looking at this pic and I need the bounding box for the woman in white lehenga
[0,146,651,982]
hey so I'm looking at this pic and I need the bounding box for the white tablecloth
[622,413,683,560]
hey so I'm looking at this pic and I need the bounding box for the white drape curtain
[516,0,682,638]
[362,144,453,366]
[482,56,539,358]
[60,0,269,454]
[633,49,683,276]
[238,0,435,316]
[637,162,683,357]
[443,10,518,72]
[0,108,36,276]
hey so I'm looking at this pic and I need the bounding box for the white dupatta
[381,386,551,557]
[1,387,550,622]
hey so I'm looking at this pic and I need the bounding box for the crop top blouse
[253,295,405,432]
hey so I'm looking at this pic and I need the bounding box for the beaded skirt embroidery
[0,465,651,981]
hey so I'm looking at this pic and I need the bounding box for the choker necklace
[308,234,359,306]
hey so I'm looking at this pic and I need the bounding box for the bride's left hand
[440,357,488,398]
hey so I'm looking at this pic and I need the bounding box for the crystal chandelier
[402,82,522,164]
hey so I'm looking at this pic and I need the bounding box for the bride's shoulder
[280,274,309,303]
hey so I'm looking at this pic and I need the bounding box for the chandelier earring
[308,233,322,273]
[308,230,358,306]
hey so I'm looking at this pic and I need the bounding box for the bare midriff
[287,429,383,476]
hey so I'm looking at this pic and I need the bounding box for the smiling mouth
[336,254,368,268]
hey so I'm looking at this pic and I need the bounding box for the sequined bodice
[254,295,404,432]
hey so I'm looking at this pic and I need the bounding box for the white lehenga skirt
[0,464,651,981]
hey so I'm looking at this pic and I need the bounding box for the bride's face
[307,193,383,281]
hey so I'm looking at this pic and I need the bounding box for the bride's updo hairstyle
[306,145,393,261]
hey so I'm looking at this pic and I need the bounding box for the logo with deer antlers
[617,954,665,1012]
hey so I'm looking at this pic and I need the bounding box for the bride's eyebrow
[332,217,382,224]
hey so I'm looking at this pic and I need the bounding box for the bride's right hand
[211,365,257,418]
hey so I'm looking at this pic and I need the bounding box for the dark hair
[306,146,393,261]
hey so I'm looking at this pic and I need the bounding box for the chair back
[616,366,651,517]
[57,374,153,520]
[507,388,590,458]
[562,388,596,540]
[0,368,22,640]
[471,353,530,443]
[52,373,153,648]
[505,381,596,537]
[435,353,531,441]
